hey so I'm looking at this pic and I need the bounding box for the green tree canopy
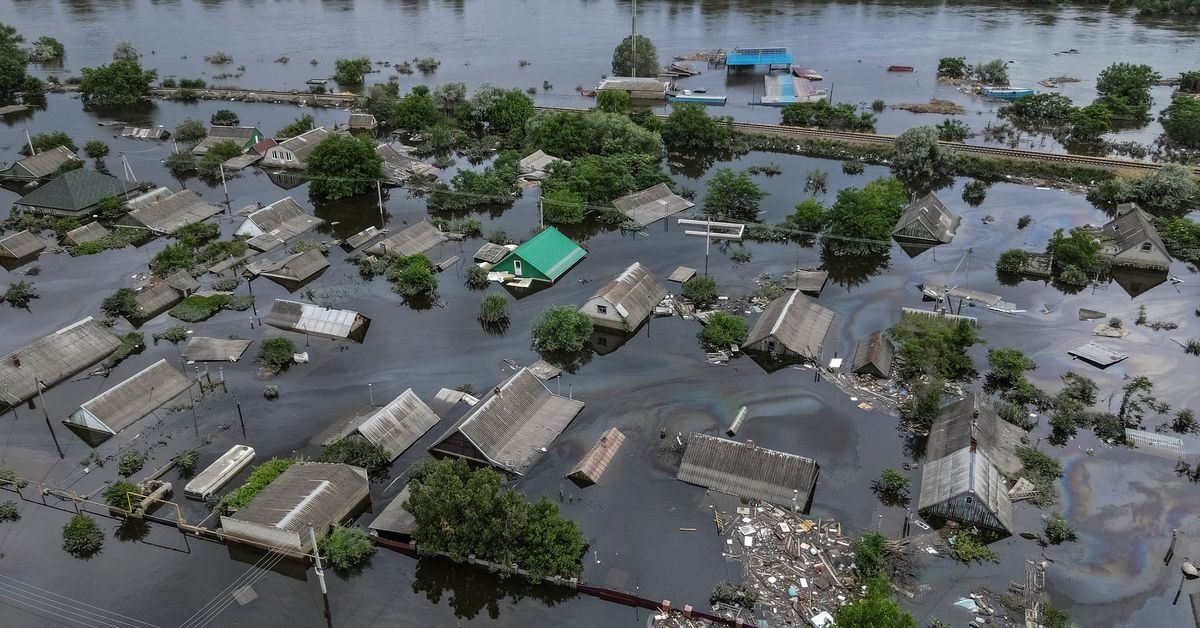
[541,152,669,204]
[532,306,593,353]
[1160,95,1200,149]
[333,57,371,85]
[892,126,955,185]
[611,34,658,77]
[78,60,157,106]
[596,89,629,114]
[306,134,383,199]
[703,169,766,222]
[173,118,207,144]
[662,103,733,151]
[542,189,585,224]
[210,109,240,126]
[889,311,982,382]
[699,312,747,350]
[1096,62,1160,112]
[277,114,315,139]
[467,84,535,134]
[0,23,29,99]
[525,110,662,160]
[18,131,76,157]
[936,56,968,79]
[972,58,1009,85]
[28,36,65,62]
[833,576,917,628]
[780,99,876,131]
[822,177,908,256]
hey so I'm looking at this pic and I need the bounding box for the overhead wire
[181,547,294,628]
[175,532,304,628]
[0,576,161,628]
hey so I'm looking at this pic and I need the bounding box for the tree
[172,450,199,479]
[900,377,943,429]
[834,576,917,628]
[390,91,440,130]
[972,59,1009,85]
[519,498,586,580]
[784,198,826,234]
[1170,408,1199,434]
[386,254,439,301]
[1136,163,1199,213]
[3,281,38,308]
[0,23,29,99]
[703,169,766,222]
[822,177,908,256]
[1006,93,1076,124]
[532,306,593,353]
[256,337,296,370]
[681,275,718,308]
[1067,104,1112,143]
[699,312,747,350]
[1095,62,1160,113]
[937,56,968,79]
[996,249,1030,274]
[432,82,467,113]
[112,40,138,62]
[306,134,383,200]
[486,89,535,135]
[611,34,658,77]
[1047,227,1104,276]
[78,60,156,106]
[892,126,955,185]
[117,450,146,477]
[173,222,219,248]
[321,436,391,479]
[465,265,490,290]
[854,532,888,577]
[541,189,585,224]
[986,348,1037,392]
[662,103,733,150]
[889,311,982,382]
[596,89,628,114]
[541,152,669,204]
[962,179,987,205]
[872,468,911,503]
[28,36,65,62]
[1160,96,1200,149]
[951,532,1000,563]
[526,110,662,160]
[780,99,876,131]
[210,109,240,126]
[101,288,140,319]
[804,170,828,195]
[62,514,104,558]
[319,526,376,571]
[165,150,197,178]
[936,118,971,142]
[83,140,109,160]
[478,293,509,324]
[173,118,207,144]
[1044,513,1078,545]
[18,131,76,157]
[333,57,371,85]
[277,114,315,139]
[104,480,141,510]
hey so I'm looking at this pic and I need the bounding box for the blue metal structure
[725,47,794,68]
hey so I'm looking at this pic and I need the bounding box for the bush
[306,134,384,200]
[872,468,910,501]
[680,276,717,309]
[3,281,38,308]
[841,159,865,175]
[951,532,999,563]
[104,481,141,510]
[101,287,140,319]
[1044,513,1077,545]
[117,451,146,478]
[465,265,490,290]
[84,140,110,160]
[1017,445,1062,506]
[319,526,376,571]
[871,99,886,112]
[0,469,27,489]
[962,180,988,205]
[1017,214,1032,229]
[321,436,391,479]
[219,458,298,511]
[937,118,971,142]
[663,103,733,151]
[996,249,1030,274]
[888,312,982,382]
[0,501,19,522]
[699,312,747,350]
[781,99,876,131]
[257,337,297,370]
[333,57,372,85]
[478,294,509,324]
[169,294,250,322]
[531,306,593,353]
[263,384,279,400]
[173,118,207,144]
[854,532,888,577]
[19,131,77,157]
[62,514,104,558]
[277,114,315,139]
[415,57,441,73]
[386,254,439,300]
[152,325,188,346]
[172,450,199,479]
[165,150,197,177]
[150,243,197,276]
[542,189,585,224]
[211,276,239,291]
[937,56,968,79]
[102,333,145,370]
[173,222,219,248]
[210,109,240,126]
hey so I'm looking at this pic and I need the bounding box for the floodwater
[1,2,1199,628]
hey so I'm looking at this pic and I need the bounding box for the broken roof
[14,169,129,214]
[277,127,331,162]
[850,330,894,378]
[366,221,449,257]
[0,230,46,259]
[677,433,820,510]
[567,428,625,485]
[429,368,585,475]
[61,221,110,247]
[235,197,323,251]
[326,389,441,460]
[918,447,1013,536]
[3,146,79,179]
[264,299,371,341]
[892,193,960,245]
[926,393,1027,476]
[743,291,836,359]
[180,337,252,362]
[64,359,191,436]
[376,143,439,181]
[0,318,121,408]
[612,183,695,227]
[118,189,222,233]
[585,262,666,329]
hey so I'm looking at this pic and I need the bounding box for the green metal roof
[15,169,128,213]
[509,227,586,281]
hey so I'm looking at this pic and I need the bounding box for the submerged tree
[611,34,658,77]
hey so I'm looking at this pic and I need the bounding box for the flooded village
[2,1,1200,627]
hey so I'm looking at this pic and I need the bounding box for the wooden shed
[850,330,894,378]
[567,428,625,486]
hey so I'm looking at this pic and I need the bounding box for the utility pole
[35,379,63,459]
[24,129,35,156]
[630,0,638,77]
[219,163,230,205]
[376,180,384,226]
[308,524,332,623]
[537,195,544,229]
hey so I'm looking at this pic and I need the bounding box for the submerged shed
[0,146,80,181]
[892,193,960,245]
[63,359,192,438]
[597,76,671,100]
[850,330,894,379]
[1067,341,1129,368]
[234,197,323,251]
[491,227,586,285]
[0,318,120,409]
[0,230,46,260]
[348,113,378,131]
[192,126,263,155]
[369,484,415,541]
[132,270,200,321]
[612,183,695,227]
[473,242,511,265]
[567,428,625,486]
[917,447,1013,538]
[324,389,441,461]
[261,127,331,169]
[668,266,697,284]
[429,367,585,475]
[219,462,370,555]
[676,433,820,511]
[61,221,110,247]
[580,262,666,331]
[180,337,252,362]
[343,226,383,251]
[742,291,835,362]
[783,269,829,296]
[264,299,371,342]
[366,221,449,257]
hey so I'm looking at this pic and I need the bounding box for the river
[2,2,1200,628]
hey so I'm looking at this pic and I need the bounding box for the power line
[176,533,301,628]
[182,547,293,628]
[0,577,160,628]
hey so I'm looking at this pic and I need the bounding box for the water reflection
[821,247,890,288]
[410,555,576,621]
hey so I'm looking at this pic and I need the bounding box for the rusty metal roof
[567,428,625,485]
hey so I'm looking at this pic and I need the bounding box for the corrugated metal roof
[119,189,222,233]
[612,183,695,227]
[473,242,511,264]
[5,146,79,178]
[369,484,415,537]
[264,299,370,341]
[893,193,960,244]
[676,433,820,509]
[430,368,585,475]
[193,126,259,155]
[504,227,586,282]
[278,127,331,162]
[14,169,128,213]
[668,266,697,283]
[252,249,330,286]
[927,393,1026,476]
[121,127,169,140]
[568,428,625,485]
[850,330,894,378]
[366,221,448,257]
[743,291,835,359]
[221,462,368,551]
[0,318,121,408]
[917,447,1013,536]
[65,359,191,435]
[62,222,110,246]
[181,337,252,362]
[133,272,196,320]
[236,197,322,251]
[597,77,671,93]
[519,150,565,174]
[375,143,439,182]
[725,47,794,66]
[344,226,382,251]
[0,230,46,259]
[583,262,666,330]
[1125,428,1184,460]
[1067,341,1129,368]
[335,389,441,460]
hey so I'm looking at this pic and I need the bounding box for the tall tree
[892,126,955,187]
[0,23,29,100]
[703,169,766,222]
[611,34,658,77]
[305,134,383,200]
[78,60,157,106]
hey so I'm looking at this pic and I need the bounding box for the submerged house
[917,393,1027,538]
[490,227,586,286]
[348,113,379,131]
[376,143,439,184]
[428,367,585,475]
[264,299,371,342]
[742,291,836,363]
[61,222,110,247]
[62,359,192,443]
[892,193,960,246]
[245,249,330,291]
[1099,203,1171,272]
[366,221,449,257]
[0,230,46,262]
[234,197,323,251]
[323,389,441,461]
[220,462,370,556]
[567,427,626,486]
[596,77,671,100]
[0,318,120,410]
[612,183,694,227]
[117,188,222,234]
[0,146,80,181]
[676,433,820,512]
[850,330,895,379]
[518,150,566,180]
[132,270,201,322]
[261,127,332,170]
[580,262,666,332]
[12,169,140,217]
[192,126,264,156]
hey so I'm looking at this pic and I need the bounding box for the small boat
[980,87,1035,100]
[579,89,596,97]
[306,78,328,86]
[791,66,823,81]
[887,65,915,72]
[669,90,727,105]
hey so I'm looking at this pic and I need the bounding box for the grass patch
[1016,445,1062,506]
[102,333,145,370]
[218,458,298,511]
[69,228,145,256]
[169,294,255,322]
